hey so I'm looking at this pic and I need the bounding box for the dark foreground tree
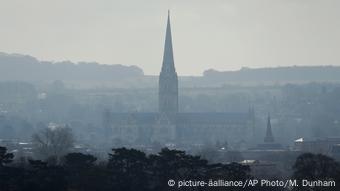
[149,148,209,190]
[292,153,340,191]
[0,147,16,191]
[63,152,109,191]
[64,152,97,168]
[108,148,149,191]
[0,146,253,191]
[0,146,14,167]
[22,159,68,191]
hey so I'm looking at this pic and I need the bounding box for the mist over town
[1,1,340,191]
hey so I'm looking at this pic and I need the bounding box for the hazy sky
[1,0,340,76]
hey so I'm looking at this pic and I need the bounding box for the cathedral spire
[264,114,274,143]
[159,11,178,114]
[161,10,175,73]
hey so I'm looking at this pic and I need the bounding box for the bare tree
[32,124,74,159]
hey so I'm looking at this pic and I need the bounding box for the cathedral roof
[109,112,249,125]
[176,112,249,124]
[110,112,158,124]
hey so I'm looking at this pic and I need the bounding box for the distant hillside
[203,66,340,83]
[0,52,143,82]
[2,52,340,88]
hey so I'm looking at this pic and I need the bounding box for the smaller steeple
[264,114,274,143]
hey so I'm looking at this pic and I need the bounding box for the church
[105,13,254,146]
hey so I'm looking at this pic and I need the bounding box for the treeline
[0,52,143,82]
[1,146,340,191]
[4,52,340,86]
[0,146,251,191]
[203,66,340,82]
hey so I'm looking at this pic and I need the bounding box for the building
[105,12,253,146]
[294,137,340,155]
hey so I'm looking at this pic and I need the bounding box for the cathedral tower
[159,11,178,115]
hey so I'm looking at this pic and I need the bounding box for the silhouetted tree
[0,147,253,191]
[64,152,97,168]
[64,153,102,191]
[0,146,14,167]
[32,125,74,160]
[108,148,149,191]
[149,148,251,191]
[22,159,68,191]
[292,153,340,191]
[0,147,18,191]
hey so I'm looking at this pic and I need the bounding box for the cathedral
[105,13,254,146]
